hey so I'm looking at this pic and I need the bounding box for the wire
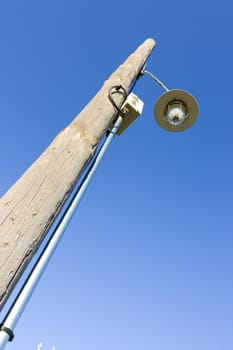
[108,85,128,116]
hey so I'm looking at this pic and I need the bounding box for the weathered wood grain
[0,38,156,309]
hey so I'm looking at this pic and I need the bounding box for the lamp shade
[154,89,199,132]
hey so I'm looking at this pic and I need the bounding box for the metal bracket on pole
[0,326,13,342]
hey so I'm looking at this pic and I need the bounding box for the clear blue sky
[0,1,233,349]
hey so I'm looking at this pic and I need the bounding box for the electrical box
[117,93,144,135]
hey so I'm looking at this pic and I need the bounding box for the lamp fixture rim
[154,89,199,132]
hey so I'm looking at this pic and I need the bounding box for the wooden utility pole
[0,38,155,310]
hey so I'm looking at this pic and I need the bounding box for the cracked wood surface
[0,38,155,309]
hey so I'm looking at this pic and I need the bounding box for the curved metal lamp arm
[142,69,170,92]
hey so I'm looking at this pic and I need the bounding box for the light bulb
[165,101,187,126]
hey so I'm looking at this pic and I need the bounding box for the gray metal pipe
[0,116,123,349]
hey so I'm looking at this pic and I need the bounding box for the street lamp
[155,89,199,132]
[143,69,199,132]
[0,64,199,349]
